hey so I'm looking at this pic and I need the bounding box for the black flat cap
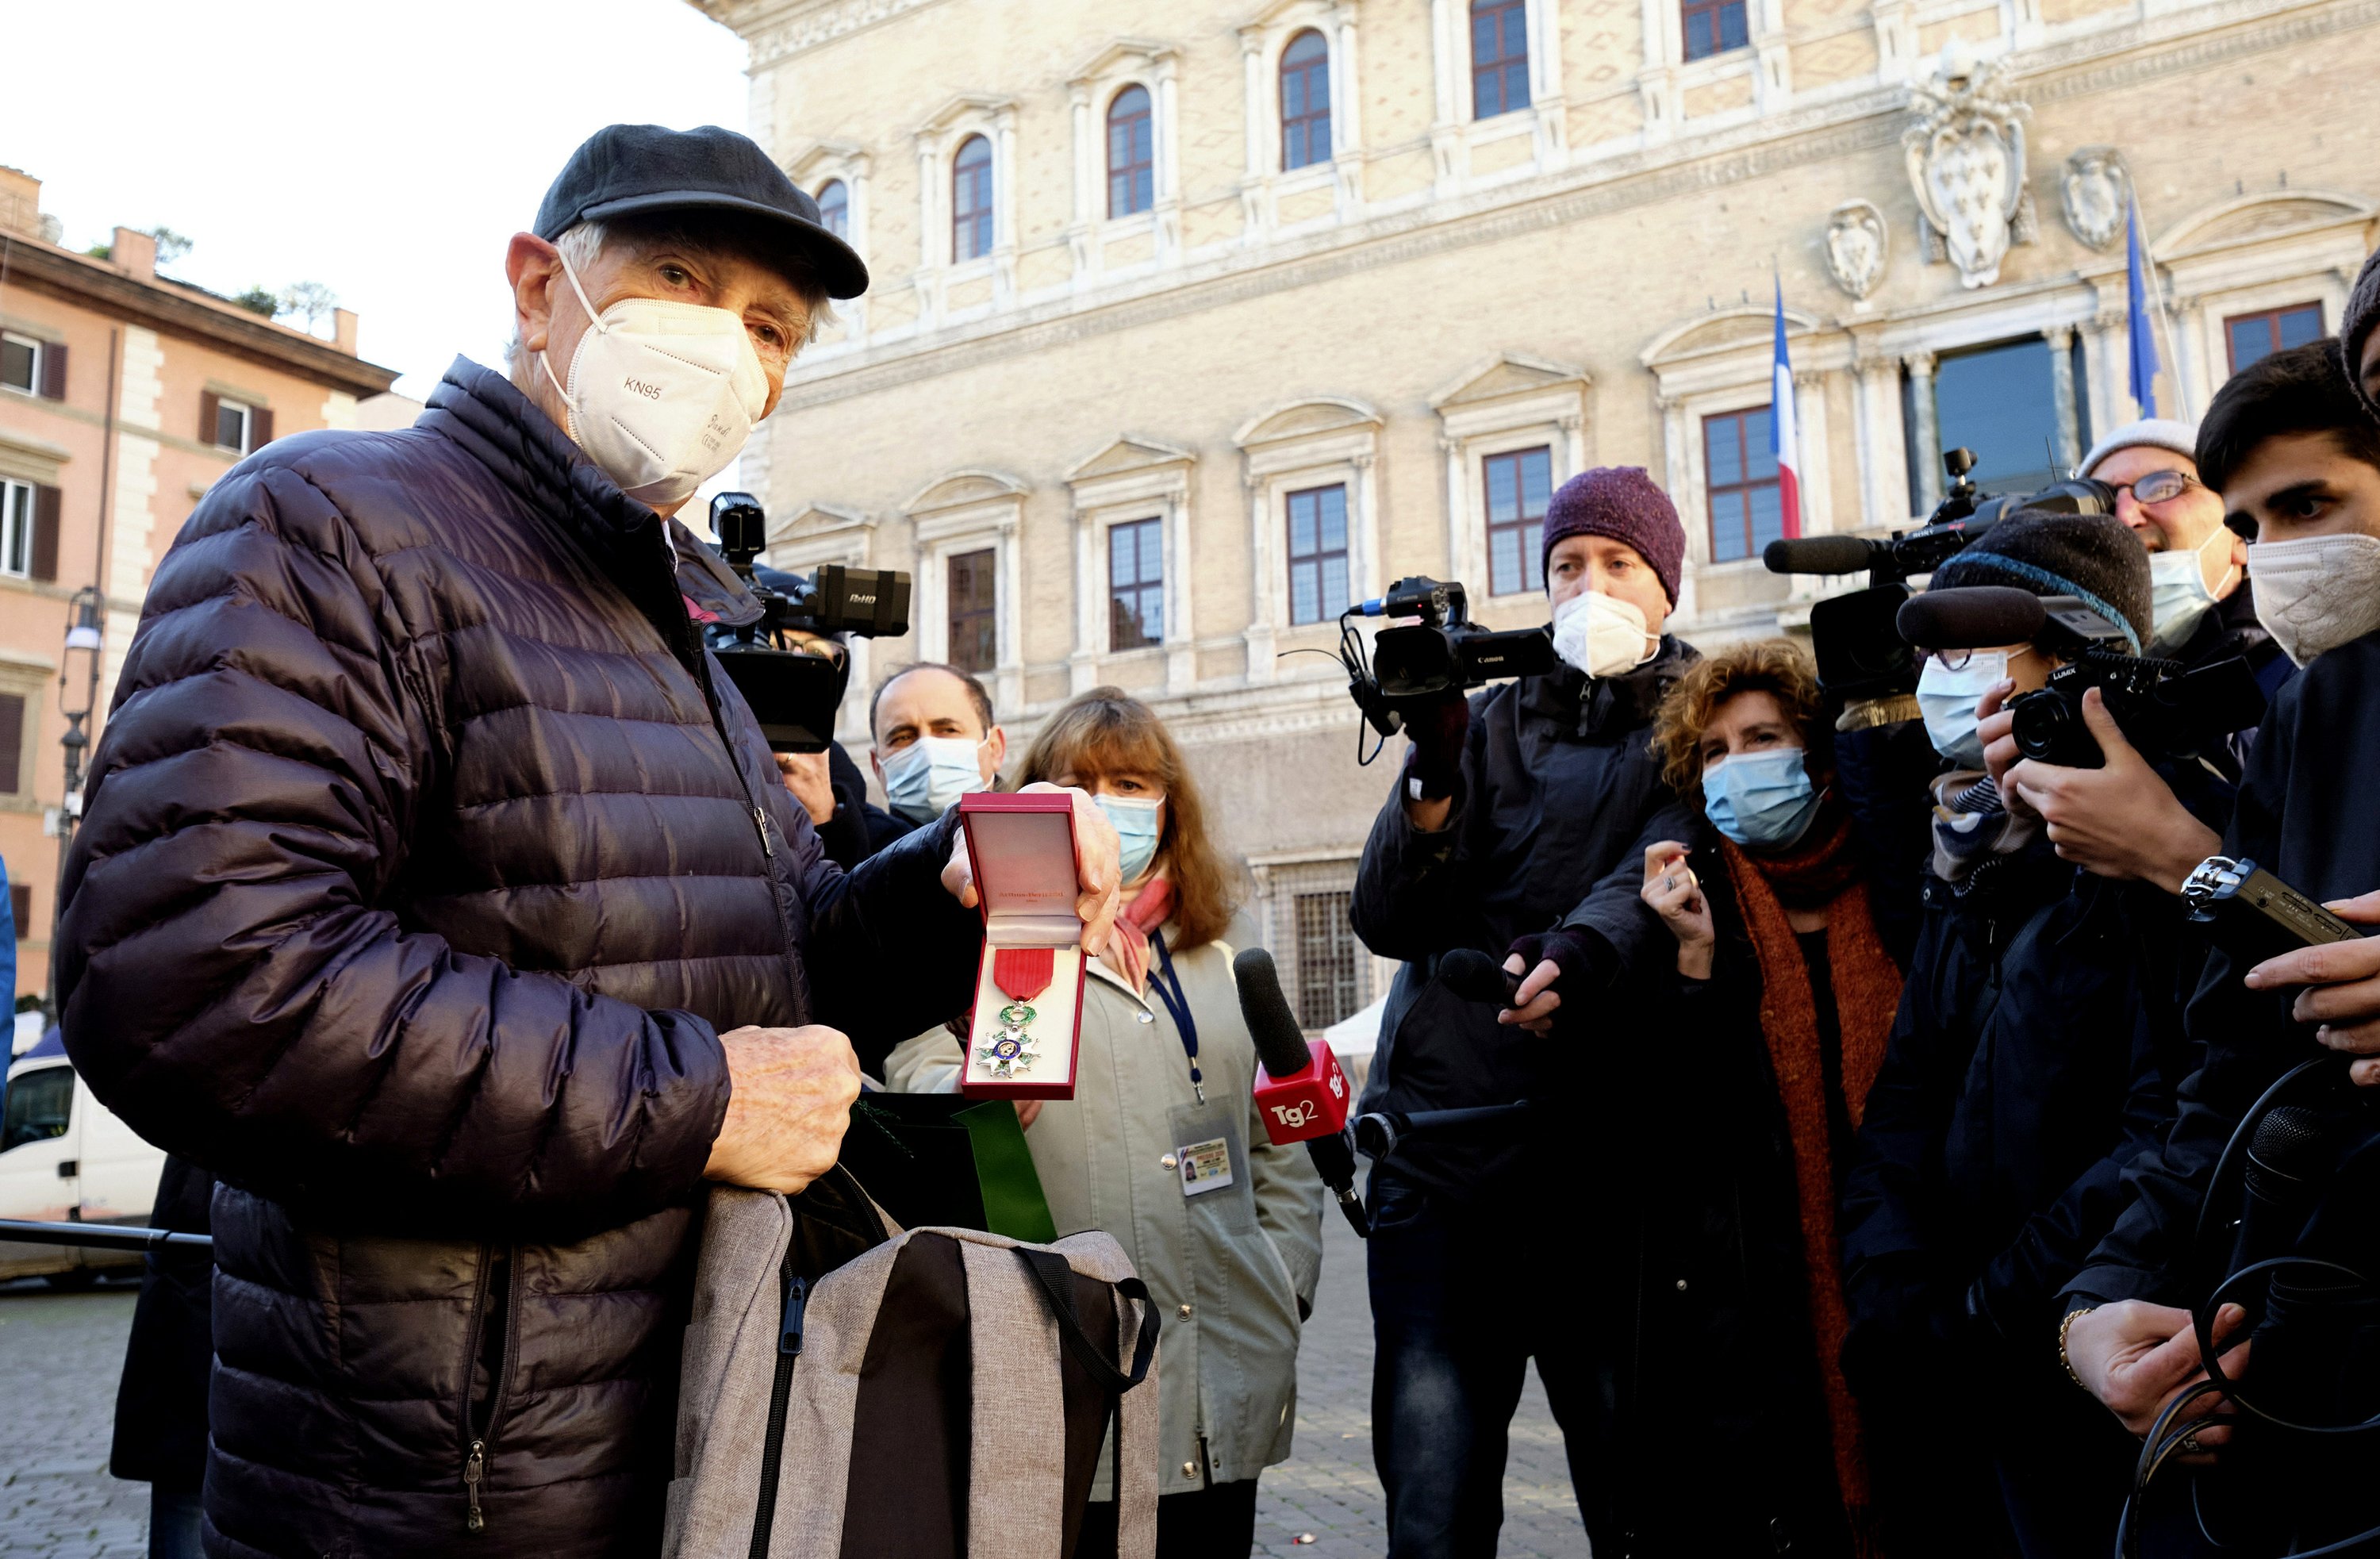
[535,124,868,299]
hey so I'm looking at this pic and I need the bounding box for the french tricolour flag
[1772,278,1802,540]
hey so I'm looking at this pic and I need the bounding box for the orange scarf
[1719,832,1901,1557]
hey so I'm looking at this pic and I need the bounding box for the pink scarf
[1098,877,1177,994]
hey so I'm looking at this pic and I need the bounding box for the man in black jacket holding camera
[1352,466,1698,1557]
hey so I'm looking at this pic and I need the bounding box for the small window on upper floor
[1107,86,1154,218]
[1280,29,1332,171]
[1286,483,1351,625]
[0,480,33,580]
[2225,302,2324,374]
[948,547,998,673]
[816,179,850,240]
[1471,0,1531,120]
[1,332,38,395]
[953,135,995,263]
[1681,0,1750,61]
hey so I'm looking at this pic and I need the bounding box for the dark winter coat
[109,1154,215,1490]
[1349,643,1698,1200]
[54,359,981,1559]
[814,740,914,871]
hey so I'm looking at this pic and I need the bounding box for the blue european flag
[2126,197,2161,416]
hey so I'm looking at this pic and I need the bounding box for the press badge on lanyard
[1148,935,1237,1198]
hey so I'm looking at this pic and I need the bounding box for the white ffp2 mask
[539,251,768,507]
[1551,590,1659,678]
[2246,532,2380,666]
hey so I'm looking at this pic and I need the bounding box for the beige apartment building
[0,166,397,1001]
[689,0,2379,1027]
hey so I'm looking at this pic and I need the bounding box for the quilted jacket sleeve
[55,461,729,1239]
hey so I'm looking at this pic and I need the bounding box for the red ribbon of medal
[992,947,1055,1002]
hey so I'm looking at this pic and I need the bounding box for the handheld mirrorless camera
[705,492,912,753]
[1337,576,1557,740]
[2008,647,2269,770]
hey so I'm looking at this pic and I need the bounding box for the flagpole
[2136,195,2195,422]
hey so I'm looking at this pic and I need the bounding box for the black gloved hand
[1402,691,1470,801]
[1502,927,1616,1033]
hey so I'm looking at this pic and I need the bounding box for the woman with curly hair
[884,686,1323,1559]
[1631,636,1907,1557]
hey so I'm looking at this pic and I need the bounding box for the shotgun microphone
[1438,947,1524,1007]
[1234,947,1368,1238]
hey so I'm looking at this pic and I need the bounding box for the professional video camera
[1762,447,2117,701]
[704,492,912,754]
[1331,576,1557,746]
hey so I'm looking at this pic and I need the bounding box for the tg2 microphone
[1233,947,1368,1238]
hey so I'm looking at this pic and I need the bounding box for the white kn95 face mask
[538,249,769,508]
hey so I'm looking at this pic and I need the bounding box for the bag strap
[1013,1248,1158,1394]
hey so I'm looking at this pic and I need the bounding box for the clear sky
[0,1,752,402]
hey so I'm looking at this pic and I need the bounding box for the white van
[0,1027,167,1285]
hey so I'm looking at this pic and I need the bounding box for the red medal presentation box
[957,792,1086,1100]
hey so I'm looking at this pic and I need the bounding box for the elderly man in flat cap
[58,125,1118,1559]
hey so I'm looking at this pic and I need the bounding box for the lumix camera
[2010,647,2269,770]
[1339,576,1557,739]
[1767,447,2118,702]
[705,492,911,754]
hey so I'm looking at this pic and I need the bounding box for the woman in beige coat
[885,686,1325,1559]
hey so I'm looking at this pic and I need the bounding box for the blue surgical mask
[1702,748,1822,850]
[1914,650,2009,769]
[881,735,990,824]
[1096,793,1165,883]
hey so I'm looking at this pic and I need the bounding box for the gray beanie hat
[2079,417,2200,479]
[1929,506,2153,654]
[2344,246,2380,417]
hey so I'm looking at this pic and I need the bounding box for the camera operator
[1839,509,2236,1557]
[2059,340,2380,1548]
[1351,466,1699,1557]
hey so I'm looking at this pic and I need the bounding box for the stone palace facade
[689,0,2380,1029]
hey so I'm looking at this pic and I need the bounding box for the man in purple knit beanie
[1347,464,1699,1555]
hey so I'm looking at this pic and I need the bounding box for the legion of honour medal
[978,947,1056,1079]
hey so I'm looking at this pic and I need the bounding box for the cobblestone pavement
[1253,1200,1588,1558]
[0,1219,1585,1559]
[0,1279,148,1559]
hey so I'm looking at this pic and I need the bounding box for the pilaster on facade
[1849,344,1913,532]
[1234,397,1384,684]
[1903,349,1941,512]
[787,140,873,346]
[1429,353,1591,601]
[1872,0,1921,84]
[903,467,1028,720]
[1069,40,1184,283]
[1063,436,1198,696]
[911,94,1020,328]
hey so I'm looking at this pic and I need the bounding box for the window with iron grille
[947,548,997,673]
[1108,517,1164,651]
[953,135,994,263]
[1681,0,1749,60]
[1471,0,1531,119]
[816,179,850,240]
[1107,87,1154,217]
[1704,407,1783,565]
[1483,446,1553,596]
[1280,29,1332,171]
[1285,483,1350,626]
[1294,890,1362,1028]
[2225,303,2324,374]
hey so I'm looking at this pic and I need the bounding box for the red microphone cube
[1253,1040,1352,1146]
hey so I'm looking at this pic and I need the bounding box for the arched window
[1106,86,1154,217]
[815,179,849,240]
[952,135,994,262]
[1471,0,1531,119]
[1280,29,1332,171]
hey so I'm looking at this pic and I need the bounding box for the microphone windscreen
[1764,534,1877,575]
[2248,1104,2328,1184]
[1895,586,2045,651]
[1234,947,1314,1080]
[1438,948,1509,1005]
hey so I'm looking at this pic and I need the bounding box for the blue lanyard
[1147,933,1203,1104]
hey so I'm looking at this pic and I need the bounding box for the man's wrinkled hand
[2005,689,2219,892]
[2247,889,2380,1086]
[941,782,1122,957]
[774,751,835,827]
[2066,1300,2251,1462]
[705,1024,863,1193]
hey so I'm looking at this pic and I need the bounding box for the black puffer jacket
[1350,644,1698,1199]
[56,359,981,1559]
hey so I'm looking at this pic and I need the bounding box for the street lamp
[55,587,102,877]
